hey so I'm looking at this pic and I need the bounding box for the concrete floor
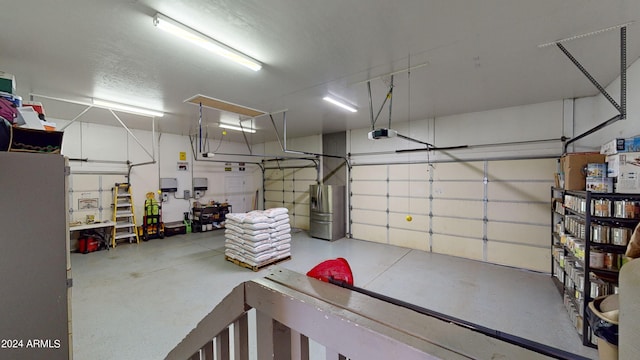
[70,230,597,360]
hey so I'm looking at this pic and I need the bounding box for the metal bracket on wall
[551,26,628,153]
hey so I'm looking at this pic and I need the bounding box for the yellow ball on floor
[406,215,413,222]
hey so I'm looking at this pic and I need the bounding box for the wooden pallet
[225,255,291,272]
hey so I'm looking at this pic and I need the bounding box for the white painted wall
[349,100,566,165]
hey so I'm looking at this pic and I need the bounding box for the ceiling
[1,1,638,145]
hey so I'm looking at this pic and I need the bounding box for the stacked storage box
[224,208,291,267]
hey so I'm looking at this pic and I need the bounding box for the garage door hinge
[64,166,71,176]
[66,278,73,288]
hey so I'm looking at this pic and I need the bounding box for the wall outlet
[184,190,190,199]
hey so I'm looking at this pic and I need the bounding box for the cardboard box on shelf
[586,177,613,193]
[607,152,640,178]
[601,136,640,155]
[610,152,640,193]
[561,152,607,190]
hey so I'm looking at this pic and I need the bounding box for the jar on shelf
[611,226,632,246]
[591,198,612,217]
[590,223,610,244]
[614,199,640,218]
[604,252,616,270]
[590,250,605,268]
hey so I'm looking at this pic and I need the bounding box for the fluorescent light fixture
[92,99,164,117]
[323,96,357,112]
[219,123,256,133]
[153,13,262,71]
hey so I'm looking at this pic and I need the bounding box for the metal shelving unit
[551,188,638,347]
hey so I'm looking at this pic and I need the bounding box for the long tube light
[153,13,262,71]
[219,123,256,133]
[92,99,164,117]
[323,96,358,112]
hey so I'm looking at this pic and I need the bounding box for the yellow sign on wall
[179,152,186,161]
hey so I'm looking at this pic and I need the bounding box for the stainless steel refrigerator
[309,184,345,241]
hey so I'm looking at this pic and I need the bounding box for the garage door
[350,158,555,272]
[68,173,128,224]
[263,160,318,230]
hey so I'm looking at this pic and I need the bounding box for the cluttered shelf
[1,76,63,153]
[552,149,640,348]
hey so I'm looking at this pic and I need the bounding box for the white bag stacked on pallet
[224,208,292,266]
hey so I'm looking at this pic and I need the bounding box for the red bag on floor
[306,257,354,285]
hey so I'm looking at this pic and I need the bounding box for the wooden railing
[166,267,558,360]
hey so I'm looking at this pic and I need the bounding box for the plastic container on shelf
[586,295,619,360]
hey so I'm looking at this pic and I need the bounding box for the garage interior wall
[54,56,639,272]
[347,56,640,272]
[60,120,263,224]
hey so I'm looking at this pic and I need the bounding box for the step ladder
[111,183,140,247]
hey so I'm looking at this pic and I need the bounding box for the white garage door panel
[264,179,284,191]
[389,228,429,251]
[389,197,429,214]
[283,180,294,192]
[432,199,483,218]
[352,223,387,243]
[264,191,284,202]
[487,242,549,272]
[432,218,483,238]
[265,201,283,210]
[432,162,484,180]
[350,158,553,272]
[283,168,295,180]
[389,181,429,197]
[351,209,387,225]
[352,194,385,209]
[294,203,310,217]
[294,181,314,192]
[264,169,283,180]
[487,222,548,247]
[487,202,548,224]
[293,215,309,230]
[488,182,552,203]
[432,181,483,199]
[293,192,310,205]
[352,165,387,180]
[284,191,295,203]
[388,164,431,181]
[70,174,127,223]
[351,180,387,195]
[432,234,483,260]
[294,167,317,180]
[389,213,428,231]
[488,159,557,180]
